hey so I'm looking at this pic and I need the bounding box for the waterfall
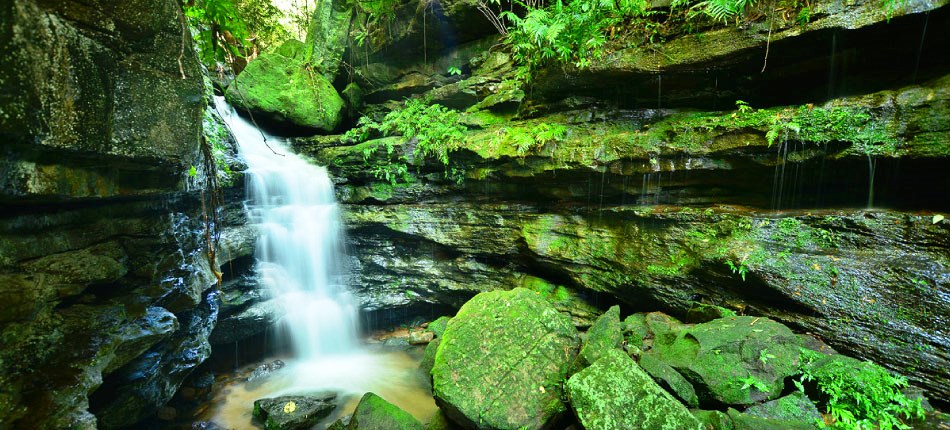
[214,97,359,362]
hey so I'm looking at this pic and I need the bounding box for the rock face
[226,44,345,132]
[638,315,802,405]
[431,288,580,430]
[0,0,243,428]
[567,348,704,430]
[0,0,205,202]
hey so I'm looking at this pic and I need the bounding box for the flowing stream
[209,98,435,428]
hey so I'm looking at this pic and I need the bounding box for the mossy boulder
[726,408,816,430]
[226,51,344,131]
[347,392,423,430]
[578,305,623,367]
[420,316,453,379]
[691,409,735,430]
[252,393,337,430]
[566,348,703,430]
[643,316,801,406]
[432,288,579,430]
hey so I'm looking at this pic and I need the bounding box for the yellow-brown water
[201,345,437,429]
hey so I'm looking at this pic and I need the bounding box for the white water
[216,96,359,359]
[214,97,396,396]
[211,101,436,430]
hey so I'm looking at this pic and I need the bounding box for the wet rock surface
[253,393,338,430]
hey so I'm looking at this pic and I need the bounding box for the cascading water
[207,98,435,429]
[216,96,359,360]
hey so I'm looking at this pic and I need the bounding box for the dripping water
[867,154,878,208]
[912,12,930,83]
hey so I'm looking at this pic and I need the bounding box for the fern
[694,0,756,23]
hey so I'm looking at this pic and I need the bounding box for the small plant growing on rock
[343,98,468,184]
[797,349,925,430]
[739,372,770,393]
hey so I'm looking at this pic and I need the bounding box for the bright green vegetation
[432,288,579,429]
[798,350,925,429]
[500,0,655,79]
[225,46,345,131]
[348,392,425,430]
[343,98,468,184]
[671,101,901,154]
[201,109,235,186]
[490,122,568,156]
[567,349,704,430]
[182,0,300,67]
[183,0,252,67]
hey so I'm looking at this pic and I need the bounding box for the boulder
[642,316,801,405]
[744,391,822,425]
[347,392,423,430]
[420,316,454,384]
[226,48,344,132]
[726,408,816,430]
[577,305,623,367]
[431,288,579,430]
[253,393,337,430]
[246,359,286,389]
[566,348,703,430]
[303,0,351,80]
[408,330,435,345]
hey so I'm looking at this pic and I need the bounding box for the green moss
[567,349,704,430]
[797,351,925,430]
[226,52,344,131]
[349,392,424,430]
[432,288,579,430]
[578,306,623,367]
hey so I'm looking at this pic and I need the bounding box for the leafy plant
[447,66,463,76]
[759,348,777,365]
[726,258,748,281]
[183,0,253,67]
[739,372,770,392]
[344,98,468,184]
[798,349,925,430]
[693,0,756,23]
[501,0,652,80]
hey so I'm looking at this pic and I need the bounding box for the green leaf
[933,214,945,224]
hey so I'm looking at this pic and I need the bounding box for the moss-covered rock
[726,408,816,430]
[744,392,821,425]
[347,392,424,430]
[644,316,801,406]
[226,51,344,131]
[420,316,454,380]
[567,348,703,430]
[432,288,579,430]
[578,305,623,367]
[425,410,460,430]
[303,0,351,80]
[691,409,735,430]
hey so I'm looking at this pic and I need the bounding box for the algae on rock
[431,288,579,430]
[566,348,704,430]
[226,45,345,131]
